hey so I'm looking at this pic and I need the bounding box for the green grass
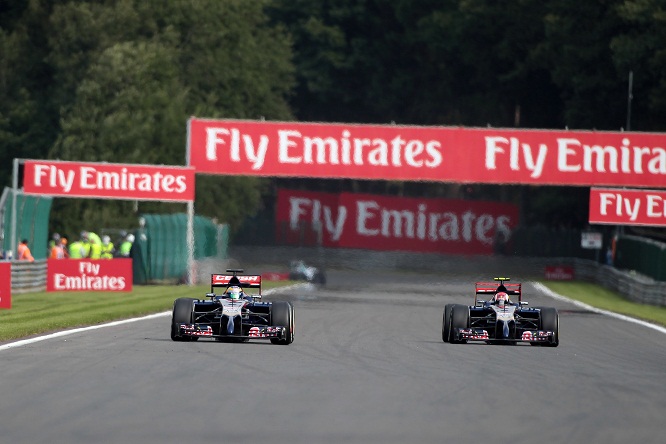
[540,281,666,327]
[0,282,296,343]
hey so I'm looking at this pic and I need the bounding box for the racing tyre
[270,301,294,345]
[442,304,454,343]
[171,298,197,342]
[539,307,559,347]
[314,271,326,285]
[449,304,470,344]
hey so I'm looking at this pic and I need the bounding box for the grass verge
[540,281,666,327]
[0,282,296,343]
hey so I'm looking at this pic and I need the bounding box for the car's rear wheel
[449,304,470,344]
[442,304,454,342]
[539,307,559,347]
[171,298,197,342]
[270,301,294,345]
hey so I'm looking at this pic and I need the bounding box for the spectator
[17,239,35,262]
[100,235,115,259]
[61,237,70,258]
[606,246,613,266]
[68,236,86,259]
[82,230,102,259]
[50,238,67,259]
[48,233,60,251]
[79,232,92,258]
[119,234,134,257]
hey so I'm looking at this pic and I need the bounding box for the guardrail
[8,260,47,294]
[6,251,666,307]
[573,258,666,306]
[228,246,666,307]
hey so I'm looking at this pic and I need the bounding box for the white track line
[0,284,307,351]
[533,281,666,335]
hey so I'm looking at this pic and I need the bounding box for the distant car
[289,260,326,285]
[442,277,559,346]
[171,269,294,344]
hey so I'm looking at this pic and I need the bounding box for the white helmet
[126,234,135,243]
[102,235,110,245]
[228,286,242,300]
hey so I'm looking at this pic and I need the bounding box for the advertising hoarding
[276,189,519,255]
[189,118,666,188]
[23,160,195,202]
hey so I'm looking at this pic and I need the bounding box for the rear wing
[475,277,521,305]
[211,269,262,298]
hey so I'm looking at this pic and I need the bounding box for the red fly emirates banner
[589,188,666,226]
[23,160,195,202]
[276,189,519,254]
[188,118,666,187]
[47,259,133,292]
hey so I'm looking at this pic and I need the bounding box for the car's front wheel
[442,304,454,343]
[270,301,294,345]
[449,304,470,344]
[539,307,559,347]
[171,298,197,342]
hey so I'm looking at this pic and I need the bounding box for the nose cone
[500,320,510,338]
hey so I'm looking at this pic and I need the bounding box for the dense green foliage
[1,0,665,237]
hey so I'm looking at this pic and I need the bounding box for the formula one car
[170,269,294,344]
[441,278,559,346]
[289,260,326,285]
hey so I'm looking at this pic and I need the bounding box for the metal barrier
[6,251,666,307]
[9,259,47,294]
[227,246,666,307]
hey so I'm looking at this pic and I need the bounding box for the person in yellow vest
[81,230,102,259]
[119,234,134,257]
[68,239,85,259]
[89,239,102,259]
[79,232,92,258]
[100,235,115,259]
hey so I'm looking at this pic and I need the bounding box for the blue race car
[171,269,294,344]
[442,277,559,346]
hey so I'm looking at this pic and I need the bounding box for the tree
[611,0,666,131]
[45,0,295,235]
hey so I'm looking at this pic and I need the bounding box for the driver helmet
[102,235,111,245]
[495,292,509,307]
[228,286,242,300]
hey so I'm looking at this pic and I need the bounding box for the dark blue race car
[171,269,294,344]
[442,277,559,346]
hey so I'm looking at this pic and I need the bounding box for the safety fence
[6,248,665,307]
[8,260,47,294]
[0,188,53,260]
[225,246,666,307]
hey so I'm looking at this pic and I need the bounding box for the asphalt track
[0,269,665,444]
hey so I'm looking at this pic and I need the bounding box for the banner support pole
[10,158,19,260]
[187,200,194,285]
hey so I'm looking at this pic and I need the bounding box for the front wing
[175,323,287,340]
[453,328,556,344]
